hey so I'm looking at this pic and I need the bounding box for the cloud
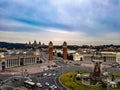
[45,28,73,34]
[0,0,120,45]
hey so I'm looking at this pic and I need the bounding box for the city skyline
[0,0,120,45]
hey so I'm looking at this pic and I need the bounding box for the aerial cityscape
[0,0,120,90]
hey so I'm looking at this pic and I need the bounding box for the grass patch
[109,72,120,78]
[59,70,120,90]
[60,71,101,90]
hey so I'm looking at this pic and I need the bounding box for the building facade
[0,50,41,71]
[73,53,84,61]
[73,51,120,64]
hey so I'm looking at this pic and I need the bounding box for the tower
[33,40,37,45]
[63,41,67,62]
[48,41,53,62]
[39,41,41,46]
[29,41,31,45]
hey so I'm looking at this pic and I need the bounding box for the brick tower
[48,41,53,62]
[63,41,67,62]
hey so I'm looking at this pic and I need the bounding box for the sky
[0,0,120,45]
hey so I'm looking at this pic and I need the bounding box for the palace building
[73,51,120,64]
[0,49,42,71]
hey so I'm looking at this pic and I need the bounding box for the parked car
[52,73,56,76]
[12,78,19,82]
[45,82,50,86]
[47,73,52,77]
[52,85,57,89]
[36,83,42,88]
[43,73,47,76]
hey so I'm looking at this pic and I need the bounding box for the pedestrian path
[0,62,52,75]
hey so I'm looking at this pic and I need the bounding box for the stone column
[63,41,67,62]
[48,41,53,62]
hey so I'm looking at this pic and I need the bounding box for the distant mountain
[0,42,26,49]
[0,42,120,50]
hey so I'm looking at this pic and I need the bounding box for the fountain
[79,50,119,88]
[80,50,104,86]
[89,50,103,83]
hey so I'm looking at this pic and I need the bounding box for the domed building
[0,54,5,58]
[0,50,42,71]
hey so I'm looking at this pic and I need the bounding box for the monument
[90,50,103,81]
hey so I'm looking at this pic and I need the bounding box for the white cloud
[0,29,120,45]
[45,28,73,34]
[0,0,120,45]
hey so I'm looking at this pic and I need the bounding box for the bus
[24,80,35,89]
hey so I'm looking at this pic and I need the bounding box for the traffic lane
[32,71,61,90]
[33,76,60,90]
[55,77,67,90]
[0,74,12,81]
[4,76,26,89]
[107,68,120,73]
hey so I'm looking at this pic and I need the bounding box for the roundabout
[59,50,120,90]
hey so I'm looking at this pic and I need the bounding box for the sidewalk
[14,86,28,90]
[0,62,51,75]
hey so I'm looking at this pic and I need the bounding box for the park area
[60,70,120,90]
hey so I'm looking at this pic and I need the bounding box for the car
[47,73,52,77]
[36,83,42,88]
[52,73,56,76]
[45,82,50,86]
[43,73,47,76]
[49,86,54,90]
[13,78,19,81]
[52,65,57,67]
[52,85,57,89]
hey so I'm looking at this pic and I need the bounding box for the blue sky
[0,0,120,45]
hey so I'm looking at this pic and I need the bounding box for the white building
[73,51,120,64]
[73,53,84,61]
[116,53,120,64]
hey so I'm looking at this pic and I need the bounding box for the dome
[49,41,53,47]
[75,53,79,55]
[0,54,5,58]
[34,50,40,56]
